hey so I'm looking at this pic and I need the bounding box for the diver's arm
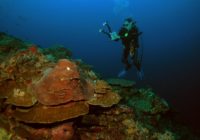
[99,29,111,38]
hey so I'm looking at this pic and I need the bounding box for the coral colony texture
[0,32,199,140]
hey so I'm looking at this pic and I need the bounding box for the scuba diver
[99,17,144,79]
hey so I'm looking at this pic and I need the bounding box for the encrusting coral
[32,59,84,106]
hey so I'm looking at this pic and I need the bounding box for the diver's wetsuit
[100,20,142,72]
[117,26,142,71]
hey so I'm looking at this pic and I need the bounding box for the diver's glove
[99,29,103,33]
[118,69,127,77]
[110,32,120,41]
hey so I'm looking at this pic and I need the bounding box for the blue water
[0,0,200,129]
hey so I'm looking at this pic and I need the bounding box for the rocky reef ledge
[0,32,199,140]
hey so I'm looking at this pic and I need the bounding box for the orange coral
[6,88,37,107]
[13,101,89,123]
[85,80,121,107]
[94,80,112,94]
[32,59,85,106]
[52,122,74,140]
[1,80,37,107]
[28,45,38,54]
[87,91,121,107]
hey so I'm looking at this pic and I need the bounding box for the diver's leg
[130,49,144,80]
[118,47,131,77]
[132,48,141,71]
[122,47,131,70]
[118,46,131,77]
[137,69,144,80]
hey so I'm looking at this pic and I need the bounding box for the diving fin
[137,69,144,80]
[118,69,127,77]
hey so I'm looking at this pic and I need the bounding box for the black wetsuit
[117,26,141,71]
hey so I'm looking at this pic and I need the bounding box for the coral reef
[86,80,121,107]
[0,33,199,140]
[32,59,84,106]
[106,78,136,88]
[42,44,72,62]
[0,33,121,139]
